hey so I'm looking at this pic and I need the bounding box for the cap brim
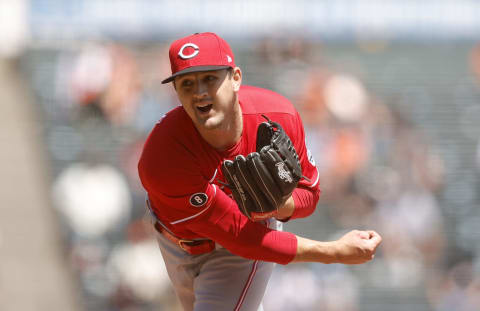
[161,65,231,84]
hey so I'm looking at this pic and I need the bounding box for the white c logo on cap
[178,43,199,59]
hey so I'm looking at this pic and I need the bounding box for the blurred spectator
[52,162,132,239]
[470,43,480,89]
[256,36,284,66]
[324,74,369,124]
[119,136,150,198]
[264,264,360,311]
[274,36,312,100]
[70,43,142,126]
[101,45,142,126]
[106,219,175,310]
[71,43,112,114]
[68,237,115,310]
[133,44,179,133]
[427,250,480,311]
[254,35,313,98]
[296,71,371,201]
[374,188,445,287]
[263,265,321,311]
[296,68,331,127]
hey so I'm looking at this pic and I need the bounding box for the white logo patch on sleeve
[189,193,208,207]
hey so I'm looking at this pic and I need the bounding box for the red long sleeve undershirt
[291,186,321,220]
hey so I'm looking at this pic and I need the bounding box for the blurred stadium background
[1,1,480,310]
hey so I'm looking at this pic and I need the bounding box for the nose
[193,79,208,98]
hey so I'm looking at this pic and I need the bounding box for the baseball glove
[221,116,303,221]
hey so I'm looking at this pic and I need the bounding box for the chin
[196,114,222,130]
[202,119,223,130]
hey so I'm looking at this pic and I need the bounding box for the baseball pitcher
[138,32,381,311]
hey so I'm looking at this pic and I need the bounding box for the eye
[181,79,193,88]
[204,75,217,83]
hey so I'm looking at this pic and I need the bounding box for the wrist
[276,196,295,221]
[316,241,338,264]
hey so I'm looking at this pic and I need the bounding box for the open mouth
[197,104,213,113]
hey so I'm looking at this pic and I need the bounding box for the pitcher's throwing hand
[333,230,382,264]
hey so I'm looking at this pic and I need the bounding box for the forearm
[197,222,298,264]
[292,236,337,263]
[292,230,382,265]
[276,196,295,220]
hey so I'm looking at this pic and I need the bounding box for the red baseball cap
[161,32,236,84]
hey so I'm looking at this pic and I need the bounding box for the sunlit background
[1,1,480,310]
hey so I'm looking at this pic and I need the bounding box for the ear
[231,67,242,92]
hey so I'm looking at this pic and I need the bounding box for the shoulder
[239,86,304,149]
[239,85,297,117]
[138,106,218,196]
[138,106,196,179]
[239,85,301,135]
[141,106,190,153]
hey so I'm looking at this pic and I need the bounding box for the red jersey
[138,85,320,264]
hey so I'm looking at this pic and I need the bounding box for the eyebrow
[176,75,193,84]
[176,70,225,84]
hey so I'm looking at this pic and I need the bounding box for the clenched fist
[333,230,382,264]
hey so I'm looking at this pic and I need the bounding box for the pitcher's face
[174,68,242,130]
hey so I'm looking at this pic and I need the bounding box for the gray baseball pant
[155,221,281,311]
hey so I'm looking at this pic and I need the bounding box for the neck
[199,102,243,151]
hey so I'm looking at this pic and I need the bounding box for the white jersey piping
[170,184,217,225]
[309,167,320,188]
[208,169,217,183]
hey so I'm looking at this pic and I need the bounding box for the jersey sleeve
[286,110,321,220]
